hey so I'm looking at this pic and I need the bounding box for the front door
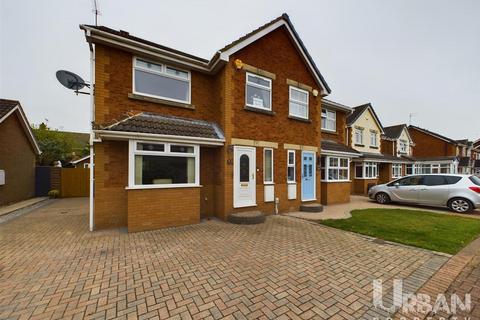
[301,151,316,201]
[233,146,256,208]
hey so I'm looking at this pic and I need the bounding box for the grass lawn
[319,209,480,254]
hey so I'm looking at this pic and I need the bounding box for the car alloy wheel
[376,193,390,204]
[450,199,471,213]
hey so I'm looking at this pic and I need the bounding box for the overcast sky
[1,0,479,139]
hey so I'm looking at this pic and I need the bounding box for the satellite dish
[56,70,90,95]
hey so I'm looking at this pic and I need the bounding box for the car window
[388,176,422,186]
[445,176,462,185]
[422,175,447,186]
[470,176,480,186]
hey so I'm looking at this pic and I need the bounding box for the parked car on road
[368,174,480,213]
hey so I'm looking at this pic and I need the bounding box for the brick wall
[381,140,395,156]
[0,113,36,205]
[321,182,351,205]
[127,187,200,232]
[378,163,392,184]
[409,128,457,157]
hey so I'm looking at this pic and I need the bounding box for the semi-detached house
[81,14,335,232]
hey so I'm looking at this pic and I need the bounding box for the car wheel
[448,198,474,213]
[375,192,391,204]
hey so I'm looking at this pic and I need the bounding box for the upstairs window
[289,87,309,119]
[399,140,408,153]
[370,131,378,147]
[133,58,191,103]
[354,128,364,145]
[321,109,336,132]
[246,73,272,111]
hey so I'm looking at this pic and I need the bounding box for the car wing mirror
[394,182,400,188]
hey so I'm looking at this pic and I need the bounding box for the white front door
[234,146,256,208]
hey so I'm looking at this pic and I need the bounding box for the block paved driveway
[0,198,448,320]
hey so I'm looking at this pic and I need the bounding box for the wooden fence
[60,167,90,197]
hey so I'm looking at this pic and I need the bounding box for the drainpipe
[88,30,95,232]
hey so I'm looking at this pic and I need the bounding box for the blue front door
[302,152,315,200]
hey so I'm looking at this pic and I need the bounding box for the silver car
[368,174,480,213]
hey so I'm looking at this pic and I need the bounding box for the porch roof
[97,112,225,146]
[357,152,408,163]
[321,140,361,157]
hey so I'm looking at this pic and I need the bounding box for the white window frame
[263,148,274,184]
[321,109,336,132]
[287,150,296,183]
[399,140,407,154]
[128,140,200,189]
[355,162,378,179]
[355,128,364,145]
[245,72,272,111]
[289,86,309,119]
[370,131,378,147]
[392,164,402,178]
[132,57,191,104]
[321,156,349,182]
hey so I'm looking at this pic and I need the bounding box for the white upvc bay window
[128,140,199,189]
[246,73,272,110]
[392,164,402,178]
[355,162,378,179]
[289,86,309,119]
[321,156,349,182]
[133,57,191,103]
[321,109,336,131]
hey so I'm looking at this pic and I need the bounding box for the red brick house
[81,14,332,232]
[0,99,41,205]
[381,124,415,178]
[407,126,460,174]
[319,99,360,204]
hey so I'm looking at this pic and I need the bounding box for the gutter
[95,130,225,146]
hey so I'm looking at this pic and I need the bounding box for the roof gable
[347,103,384,133]
[408,125,457,145]
[0,99,41,155]
[80,14,331,95]
[383,124,413,143]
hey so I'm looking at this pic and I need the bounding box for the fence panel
[60,168,89,197]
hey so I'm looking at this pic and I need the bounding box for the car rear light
[469,186,480,194]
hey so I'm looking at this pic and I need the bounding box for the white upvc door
[233,146,256,208]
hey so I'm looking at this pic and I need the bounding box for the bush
[48,190,60,198]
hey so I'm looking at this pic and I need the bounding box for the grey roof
[403,155,458,162]
[0,99,19,119]
[82,14,331,94]
[455,139,470,146]
[322,99,352,113]
[408,126,458,145]
[321,140,361,155]
[359,152,407,162]
[104,113,224,140]
[458,157,471,167]
[383,124,407,140]
[346,103,384,131]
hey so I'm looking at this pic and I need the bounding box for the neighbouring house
[0,99,41,205]
[319,99,361,204]
[381,124,415,178]
[346,103,406,194]
[81,14,332,232]
[69,155,91,168]
[407,126,460,174]
[472,139,480,175]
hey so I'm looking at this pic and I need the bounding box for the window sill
[370,146,379,149]
[354,177,379,180]
[288,115,311,123]
[354,144,365,147]
[244,106,276,116]
[321,180,351,183]
[126,184,202,190]
[322,129,337,134]
[287,181,296,184]
[128,93,195,110]
[264,182,275,185]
